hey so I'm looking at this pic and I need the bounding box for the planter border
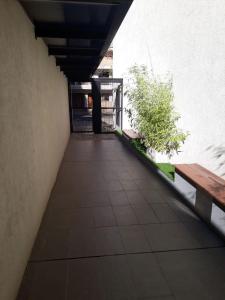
[116,131,176,186]
[116,131,225,241]
[117,130,174,180]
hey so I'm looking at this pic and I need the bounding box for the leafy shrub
[125,65,188,158]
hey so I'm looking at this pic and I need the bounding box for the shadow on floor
[17,134,225,300]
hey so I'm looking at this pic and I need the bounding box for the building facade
[113,0,225,179]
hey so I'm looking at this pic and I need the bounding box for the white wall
[0,1,70,299]
[114,0,225,178]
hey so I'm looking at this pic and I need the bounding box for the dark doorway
[71,90,93,133]
[70,78,123,133]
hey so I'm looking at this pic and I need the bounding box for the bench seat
[122,129,141,140]
[175,163,225,211]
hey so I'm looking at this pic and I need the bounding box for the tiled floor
[17,134,225,300]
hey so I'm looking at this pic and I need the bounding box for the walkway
[18,134,225,300]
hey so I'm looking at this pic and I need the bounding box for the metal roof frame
[19,0,133,81]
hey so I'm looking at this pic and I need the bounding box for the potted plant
[124,65,188,162]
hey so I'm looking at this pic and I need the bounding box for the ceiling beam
[20,0,123,5]
[63,70,93,76]
[56,57,99,66]
[35,22,107,39]
[48,46,100,56]
[60,66,94,72]
[65,74,92,81]
[68,79,91,83]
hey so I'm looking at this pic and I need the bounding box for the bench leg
[195,190,213,222]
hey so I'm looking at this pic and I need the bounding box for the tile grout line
[29,244,225,264]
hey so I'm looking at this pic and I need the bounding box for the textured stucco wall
[113,0,225,178]
[0,1,70,299]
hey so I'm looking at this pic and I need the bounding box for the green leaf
[124,64,189,157]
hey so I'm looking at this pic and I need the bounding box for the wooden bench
[122,129,141,141]
[175,163,225,221]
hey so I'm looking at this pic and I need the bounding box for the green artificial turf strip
[115,128,123,137]
[156,163,175,181]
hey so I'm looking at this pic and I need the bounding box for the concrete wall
[0,1,70,299]
[113,0,225,178]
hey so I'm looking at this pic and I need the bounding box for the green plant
[125,65,188,158]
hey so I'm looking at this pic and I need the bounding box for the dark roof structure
[20,0,133,81]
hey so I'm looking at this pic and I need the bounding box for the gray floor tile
[78,191,111,207]
[119,225,151,253]
[17,261,67,300]
[109,191,130,206]
[67,229,86,258]
[184,222,225,247]
[31,228,70,261]
[67,258,104,300]
[143,223,201,251]
[47,194,80,210]
[68,227,124,258]
[18,134,225,300]
[70,208,95,228]
[45,206,112,229]
[167,198,201,223]
[93,207,116,227]
[150,203,181,223]
[17,265,34,300]
[113,206,138,225]
[120,179,139,190]
[103,179,123,191]
[128,167,152,180]
[99,255,136,300]
[135,178,155,190]
[126,190,149,207]
[141,189,168,203]
[133,205,159,224]
[53,174,105,194]
[127,253,172,298]
[117,170,133,180]
[41,206,76,230]
[138,297,175,300]
[156,248,225,299]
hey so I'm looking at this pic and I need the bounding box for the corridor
[18,134,225,300]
